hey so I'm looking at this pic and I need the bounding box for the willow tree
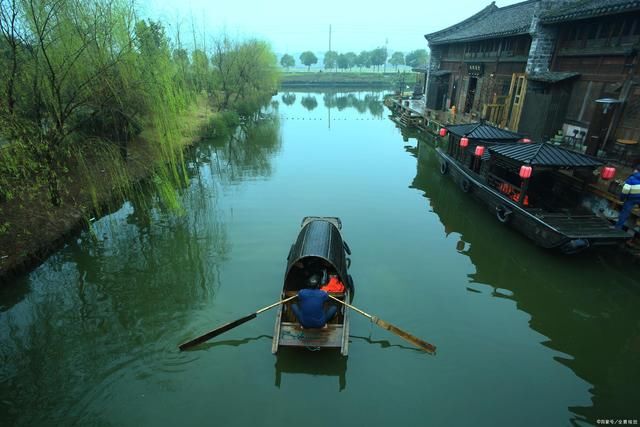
[210,37,279,115]
[132,18,193,199]
[1,0,134,203]
[191,49,210,93]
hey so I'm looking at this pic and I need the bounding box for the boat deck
[278,323,344,348]
[530,210,628,239]
[437,147,630,248]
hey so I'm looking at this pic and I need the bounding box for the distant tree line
[280,48,429,72]
[0,0,278,208]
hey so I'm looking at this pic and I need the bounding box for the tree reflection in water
[281,92,296,106]
[0,111,283,426]
[321,91,384,117]
[300,95,318,111]
[203,116,282,183]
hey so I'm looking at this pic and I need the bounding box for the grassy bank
[0,97,216,282]
[280,71,417,88]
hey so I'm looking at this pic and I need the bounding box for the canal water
[1,89,639,426]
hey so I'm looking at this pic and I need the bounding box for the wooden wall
[434,35,530,117]
[552,12,640,142]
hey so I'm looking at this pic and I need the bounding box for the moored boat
[272,216,354,355]
[436,123,629,253]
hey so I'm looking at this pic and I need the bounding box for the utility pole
[384,38,388,73]
[329,24,332,52]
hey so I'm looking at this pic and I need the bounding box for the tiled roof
[431,70,453,76]
[527,71,580,83]
[446,122,524,141]
[540,0,640,24]
[489,143,603,167]
[425,1,539,46]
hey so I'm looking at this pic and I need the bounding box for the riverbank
[280,71,416,89]
[0,97,215,283]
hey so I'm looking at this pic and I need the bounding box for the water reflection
[0,112,282,426]
[281,93,296,106]
[0,276,29,312]
[193,334,272,351]
[411,138,640,424]
[350,334,422,352]
[194,117,282,183]
[274,347,347,391]
[300,95,318,111]
[322,92,384,117]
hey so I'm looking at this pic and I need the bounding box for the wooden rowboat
[272,216,354,356]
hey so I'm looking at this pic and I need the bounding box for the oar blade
[179,313,257,351]
[373,317,436,354]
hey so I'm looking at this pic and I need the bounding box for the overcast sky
[141,0,523,54]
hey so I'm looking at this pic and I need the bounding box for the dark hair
[307,274,321,289]
[634,163,640,171]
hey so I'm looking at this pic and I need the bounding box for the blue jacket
[296,289,329,328]
[621,171,640,201]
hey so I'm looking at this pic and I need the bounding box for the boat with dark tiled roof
[436,122,629,253]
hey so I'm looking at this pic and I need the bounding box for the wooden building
[538,0,640,159]
[425,1,539,130]
[424,0,640,165]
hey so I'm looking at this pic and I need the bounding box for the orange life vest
[321,276,345,293]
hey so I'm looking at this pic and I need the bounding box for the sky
[142,0,524,55]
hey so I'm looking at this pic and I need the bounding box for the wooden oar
[179,295,297,351]
[328,295,436,354]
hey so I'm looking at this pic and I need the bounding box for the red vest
[321,276,345,292]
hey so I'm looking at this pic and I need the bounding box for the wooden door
[503,73,527,130]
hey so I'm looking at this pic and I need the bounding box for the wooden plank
[502,73,517,127]
[341,297,350,356]
[279,323,343,348]
[271,304,283,354]
[542,216,628,238]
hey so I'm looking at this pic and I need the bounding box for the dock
[385,97,467,135]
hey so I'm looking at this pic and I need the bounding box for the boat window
[526,171,583,211]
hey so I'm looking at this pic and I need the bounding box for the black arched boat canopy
[284,217,349,291]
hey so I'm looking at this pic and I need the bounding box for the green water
[1,90,639,426]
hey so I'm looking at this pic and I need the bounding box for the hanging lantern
[519,165,533,179]
[460,137,469,147]
[600,166,616,180]
[519,138,532,143]
[474,145,485,157]
[439,128,447,137]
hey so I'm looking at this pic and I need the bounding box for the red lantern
[519,165,533,179]
[600,166,616,180]
[460,137,469,148]
[474,145,485,157]
[519,138,532,143]
[439,128,447,137]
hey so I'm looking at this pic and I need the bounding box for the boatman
[616,163,640,230]
[291,273,337,329]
